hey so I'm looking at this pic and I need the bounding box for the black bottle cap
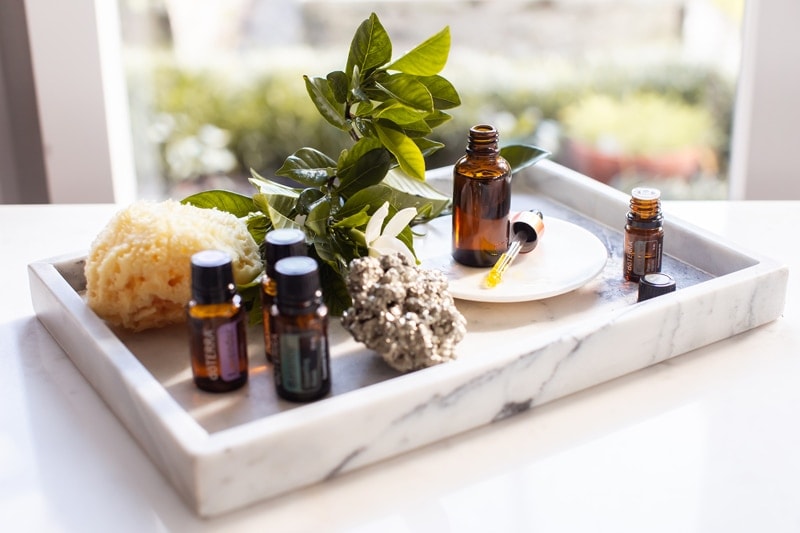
[275,256,321,310]
[637,272,677,302]
[191,250,236,304]
[265,228,307,278]
[511,210,545,253]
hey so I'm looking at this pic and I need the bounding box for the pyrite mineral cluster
[341,254,467,372]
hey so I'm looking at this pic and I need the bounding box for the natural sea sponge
[84,200,262,332]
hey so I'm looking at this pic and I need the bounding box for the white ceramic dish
[420,216,608,302]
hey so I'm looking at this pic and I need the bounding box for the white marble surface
[4,198,800,532]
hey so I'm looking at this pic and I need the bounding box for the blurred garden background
[118,0,744,200]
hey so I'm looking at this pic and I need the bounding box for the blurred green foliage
[128,57,735,189]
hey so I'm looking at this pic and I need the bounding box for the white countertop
[3,201,798,532]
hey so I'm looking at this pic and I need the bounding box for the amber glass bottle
[261,228,307,363]
[187,250,248,392]
[623,187,664,282]
[271,256,331,402]
[452,124,512,267]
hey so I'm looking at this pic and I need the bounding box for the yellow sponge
[85,200,262,332]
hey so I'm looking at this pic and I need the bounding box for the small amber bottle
[623,187,664,282]
[261,228,307,363]
[452,124,512,267]
[271,256,331,402]
[187,250,248,392]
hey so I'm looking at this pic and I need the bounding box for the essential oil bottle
[261,228,307,363]
[271,256,331,402]
[623,187,664,282]
[187,250,248,392]
[452,124,512,267]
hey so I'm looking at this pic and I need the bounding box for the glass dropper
[483,231,526,288]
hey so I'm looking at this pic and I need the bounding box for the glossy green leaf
[383,117,432,139]
[297,187,325,215]
[375,102,428,125]
[245,212,271,248]
[181,190,254,218]
[412,136,445,158]
[327,70,349,103]
[386,26,450,76]
[332,205,370,228]
[249,169,301,198]
[276,147,337,186]
[336,137,392,198]
[376,74,433,112]
[346,13,391,79]
[374,124,426,180]
[253,192,301,230]
[382,169,451,221]
[354,100,375,116]
[304,75,348,130]
[418,75,461,110]
[338,184,396,219]
[305,197,331,236]
[500,144,551,174]
[422,110,452,130]
[317,258,352,316]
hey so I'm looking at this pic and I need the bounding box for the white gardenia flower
[364,201,417,263]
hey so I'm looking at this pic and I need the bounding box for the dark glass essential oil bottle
[452,124,512,267]
[187,250,248,392]
[271,256,331,402]
[261,228,307,363]
[623,187,664,282]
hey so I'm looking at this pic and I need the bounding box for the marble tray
[28,161,788,517]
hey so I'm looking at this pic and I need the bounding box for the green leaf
[382,169,451,221]
[181,190,254,218]
[338,184,396,219]
[332,205,370,229]
[500,144,551,174]
[346,13,391,79]
[304,75,349,130]
[317,258,352,316]
[297,187,325,215]
[375,102,428,125]
[276,147,337,186]
[376,74,433,112]
[412,137,445,158]
[249,169,301,198]
[305,197,331,236]
[246,212,271,248]
[423,110,452,129]
[386,26,450,76]
[379,117,431,139]
[374,123,426,180]
[336,137,392,198]
[253,193,301,230]
[327,71,349,103]
[418,75,461,110]
[354,100,375,116]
